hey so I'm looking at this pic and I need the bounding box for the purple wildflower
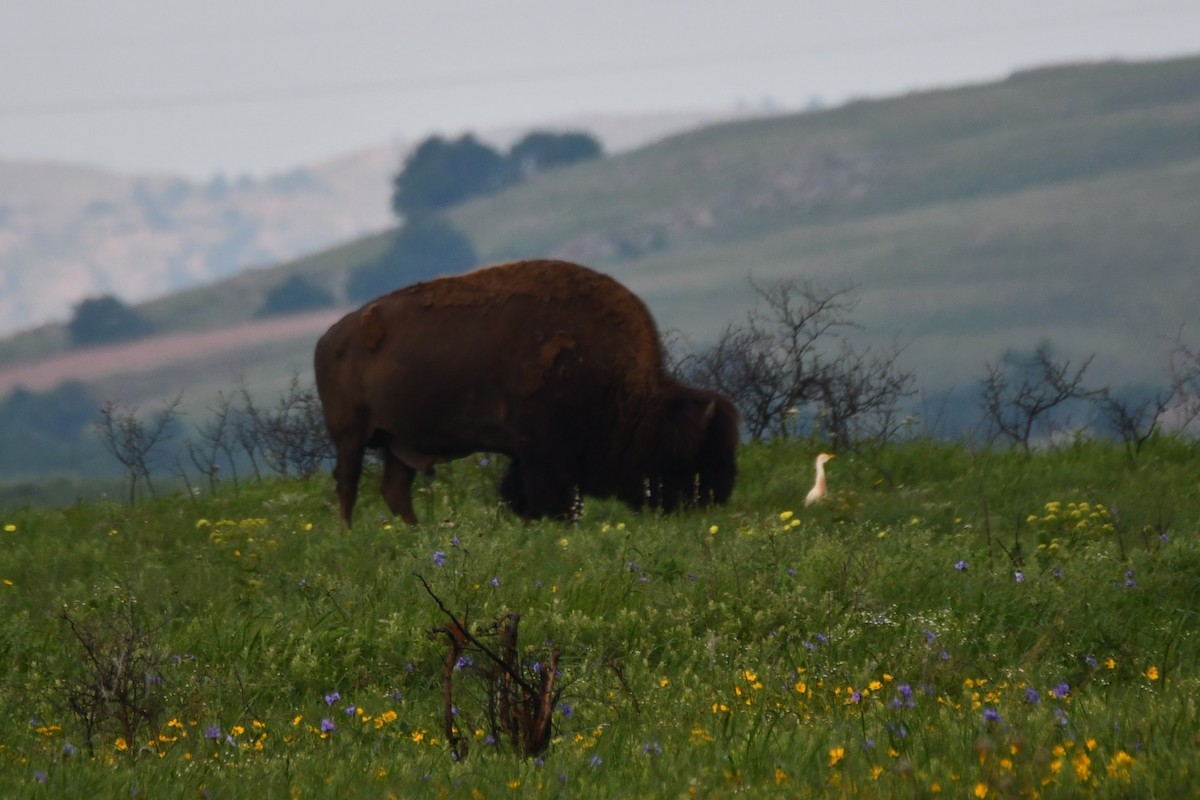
[1124,570,1136,588]
[560,703,574,718]
[983,707,1001,724]
[1055,707,1069,727]
[324,691,341,706]
[35,771,47,784]
[490,576,500,588]
[955,560,968,571]
[344,704,358,716]
[924,629,937,644]
[590,755,603,768]
[1014,570,1025,583]
[1025,687,1041,705]
[320,718,336,734]
[455,655,473,670]
[205,725,221,740]
[1051,682,1069,699]
[643,741,663,756]
[433,550,446,566]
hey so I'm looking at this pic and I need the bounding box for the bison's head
[629,384,740,511]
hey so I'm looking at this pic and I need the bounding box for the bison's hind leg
[381,448,420,526]
[333,440,367,528]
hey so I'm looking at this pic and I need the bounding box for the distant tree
[346,218,478,303]
[257,275,335,317]
[0,382,106,475]
[509,131,602,177]
[391,134,514,220]
[68,295,154,348]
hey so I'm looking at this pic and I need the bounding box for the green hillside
[2,55,1199,440]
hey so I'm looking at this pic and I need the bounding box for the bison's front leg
[381,448,420,526]
[509,459,575,521]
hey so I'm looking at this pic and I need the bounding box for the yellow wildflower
[1145,665,1159,680]
[974,783,988,798]
[779,510,794,521]
[828,746,845,766]
[1107,750,1135,780]
[3,523,16,532]
[1074,752,1091,781]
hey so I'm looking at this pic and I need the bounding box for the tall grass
[1,437,1197,797]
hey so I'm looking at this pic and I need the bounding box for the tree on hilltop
[509,131,602,177]
[68,295,154,348]
[391,134,514,220]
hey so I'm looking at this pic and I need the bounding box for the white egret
[804,453,835,506]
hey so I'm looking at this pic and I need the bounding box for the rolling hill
[2,54,1199,481]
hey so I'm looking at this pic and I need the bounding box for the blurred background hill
[1,55,1199,487]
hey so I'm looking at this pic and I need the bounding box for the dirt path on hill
[0,310,344,396]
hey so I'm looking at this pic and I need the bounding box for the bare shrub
[979,345,1097,453]
[681,277,914,447]
[94,395,182,504]
[1095,386,1173,457]
[1168,330,1200,433]
[419,576,562,761]
[184,390,241,494]
[236,373,332,478]
[58,592,167,757]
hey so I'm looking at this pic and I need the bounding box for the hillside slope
[1,55,1199,462]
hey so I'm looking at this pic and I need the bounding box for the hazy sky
[2,0,1199,178]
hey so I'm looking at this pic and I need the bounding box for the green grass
[2,437,1198,796]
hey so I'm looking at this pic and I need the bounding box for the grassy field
[1,437,1197,797]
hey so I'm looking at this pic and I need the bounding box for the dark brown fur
[314,259,739,526]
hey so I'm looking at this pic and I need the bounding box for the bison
[313,259,739,526]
